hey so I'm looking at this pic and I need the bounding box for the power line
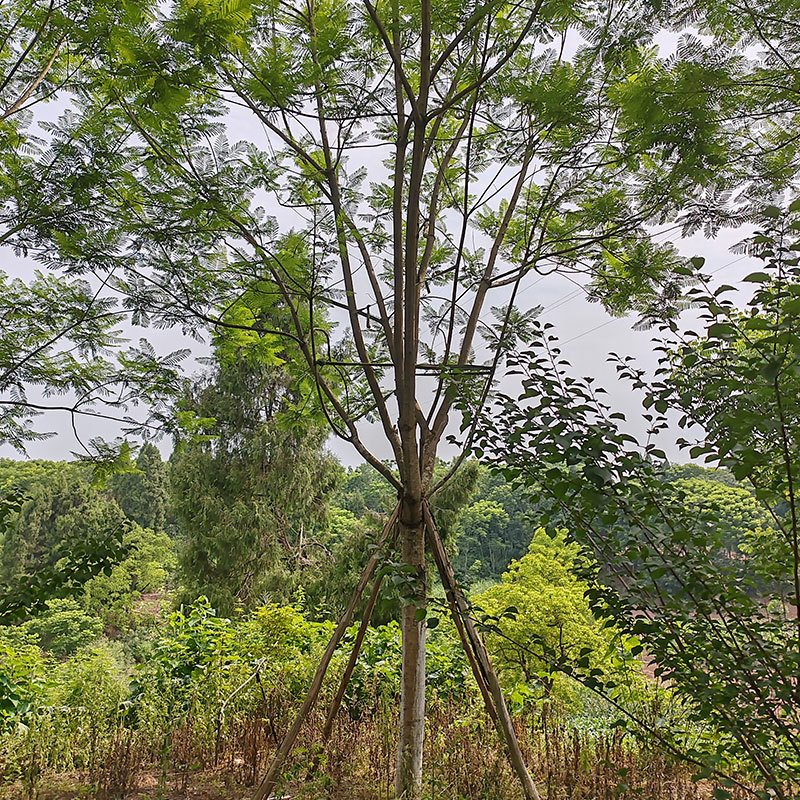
[538,287,585,316]
[708,254,747,275]
[558,253,752,347]
[561,318,619,346]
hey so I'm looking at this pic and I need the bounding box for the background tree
[110,443,169,532]
[82,523,175,622]
[170,350,341,616]
[335,465,396,518]
[454,466,541,585]
[0,460,173,624]
[475,529,617,705]
[0,464,130,584]
[667,471,775,566]
[313,459,478,624]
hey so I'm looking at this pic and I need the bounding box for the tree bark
[424,503,542,800]
[395,496,427,798]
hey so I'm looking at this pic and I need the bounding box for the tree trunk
[395,497,426,798]
[424,503,542,800]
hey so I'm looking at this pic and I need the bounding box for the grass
[0,701,748,800]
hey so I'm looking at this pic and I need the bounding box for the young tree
[79,4,741,793]
[4,0,799,795]
[475,529,615,702]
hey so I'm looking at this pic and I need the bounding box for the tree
[334,464,396,519]
[670,474,774,562]
[0,464,129,582]
[109,442,169,531]
[0,464,130,622]
[476,205,800,796]
[20,598,103,657]
[82,523,175,621]
[4,0,800,795]
[475,529,615,703]
[170,350,341,615]
[89,7,744,795]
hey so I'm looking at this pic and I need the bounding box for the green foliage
[49,642,129,728]
[301,506,400,624]
[83,524,175,623]
[1,0,799,793]
[0,272,189,449]
[315,459,480,622]
[0,460,174,625]
[20,599,103,658]
[0,0,190,449]
[0,464,129,584]
[475,208,800,794]
[342,620,471,710]
[0,627,45,732]
[671,476,773,558]
[475,530,618,705]
[0,591,718,798]
[6,0,785,481]
[429,459,481,546]
[130,597,469,756]
[333,464,395,518]
[108,443,169,531]
[0,460,67,493]
[171,352,341,615]
[452,466,540,584]
[0,466,130,623]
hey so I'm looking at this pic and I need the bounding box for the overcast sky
[1,220,757,467]
[0,25,762,468]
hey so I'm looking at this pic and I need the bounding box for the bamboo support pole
[252,503,400,800]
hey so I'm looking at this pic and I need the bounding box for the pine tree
[170,352,341,615]
[110,443,169,531]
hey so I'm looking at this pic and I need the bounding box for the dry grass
[0,701,748,800]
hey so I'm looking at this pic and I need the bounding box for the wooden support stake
[322,562,387,741]
[424,524,498,725]
[305,521,399,781]
[423,502,542,800]
[252,503,400,800]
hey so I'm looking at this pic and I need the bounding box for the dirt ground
[0,770,259,799]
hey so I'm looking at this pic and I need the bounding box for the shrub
[21,599,102,658]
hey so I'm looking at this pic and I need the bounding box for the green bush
[21,599,103,657]
[475,529,620,707]
[0,627,46,732]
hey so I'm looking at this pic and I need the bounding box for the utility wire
[559,254,751,347]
